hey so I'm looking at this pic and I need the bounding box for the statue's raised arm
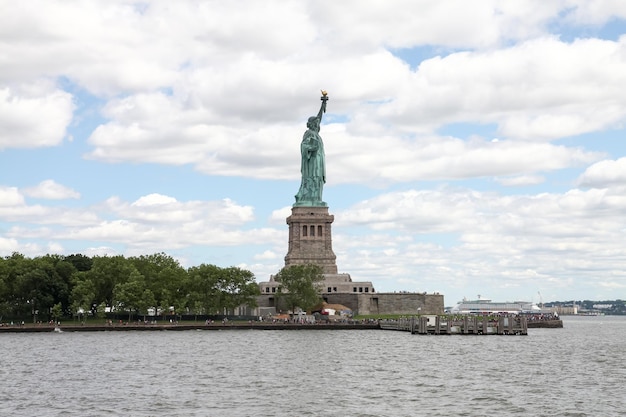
[317,90,328,122]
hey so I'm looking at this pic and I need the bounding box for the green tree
[13,256,72,322]
[41,254,76,314]
[70,272,96,321]
[51,302,63,322]
[87,255,136,308]
[129,253,186,320]
[94,302,107,320]
[113,270,151,322]
[187,264,222,316]
[187,264,260,317]
[217,267,260,314]
[139,289,156,321]
[63,254,93,272]
[0,258,10,321]
[1,253,30,318]
[189,300,204,321]
[274,264,324,315]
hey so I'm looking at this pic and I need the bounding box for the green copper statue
[294,91,329,207]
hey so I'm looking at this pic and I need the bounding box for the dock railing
[379,315,528,335]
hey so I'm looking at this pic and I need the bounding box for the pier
[379,315,528,335]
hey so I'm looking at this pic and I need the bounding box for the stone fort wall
[256,292,444,316]
[324,292,444,316]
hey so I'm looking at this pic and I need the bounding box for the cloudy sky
[2,1,626,305]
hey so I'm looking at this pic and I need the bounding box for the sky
[1,1,626,306]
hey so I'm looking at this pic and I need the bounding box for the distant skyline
[1,1,626,304]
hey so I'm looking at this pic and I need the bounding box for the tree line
[0,252,261,323]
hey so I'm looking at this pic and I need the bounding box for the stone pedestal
[284,206,337,274]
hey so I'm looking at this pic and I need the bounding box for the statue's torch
[320,90,328,113]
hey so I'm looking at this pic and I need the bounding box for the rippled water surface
[1,316,625,416]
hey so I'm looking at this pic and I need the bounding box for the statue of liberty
[294,91,329,207]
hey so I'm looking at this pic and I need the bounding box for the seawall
[0,322,381,333]
[526,319,563,328]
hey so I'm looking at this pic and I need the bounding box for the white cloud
[82,246,119,258]
[1,192,283,256]
[330,136,601,184]
[336,185,626,290]
[577,157,626,187]
[597,280,626,289]
[0,2,184,93]
[270,207,294,225]
[254,250,279,261]
[381,37,626,140]
[495,175,545,186]
[0,187,96,226]
[311,1,565,49]
[0,82,74,150]
[46,242,65,254]
[132,193,178,206]
[105,196,255,226]
[0,236,19,253]
[563,1,626,25]
[23,180,80,200]
[0,187,25,206]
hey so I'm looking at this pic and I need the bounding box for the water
[1,316,624,416]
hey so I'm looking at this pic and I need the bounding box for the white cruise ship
[449,297,542,314]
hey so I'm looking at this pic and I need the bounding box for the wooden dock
[379,315,528,335]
